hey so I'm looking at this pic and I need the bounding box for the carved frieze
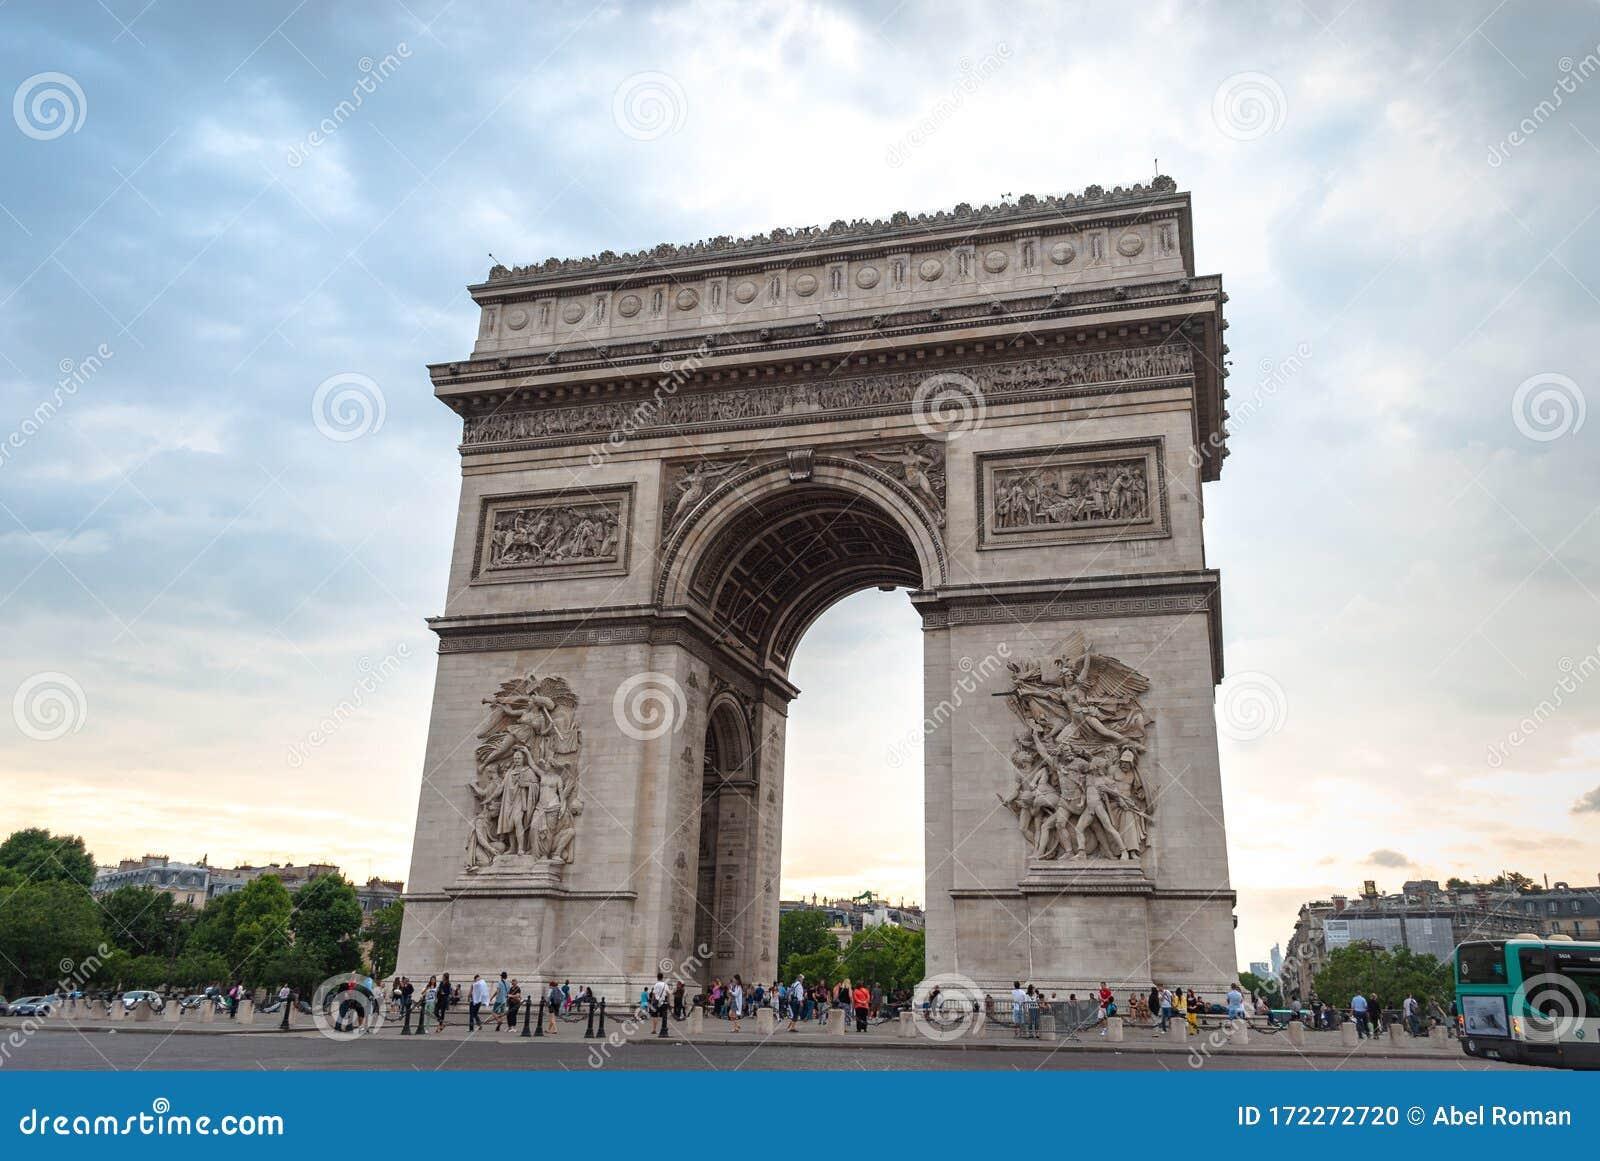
[472,485,633,583]
[462,346,1194,450]
[976,440,1167,550]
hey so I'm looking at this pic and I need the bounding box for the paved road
[10,1029,1512,1071]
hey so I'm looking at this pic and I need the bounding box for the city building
[92,856,209,907]
[1278,877,1600,999]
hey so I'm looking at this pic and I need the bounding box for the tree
[259,945,322,996]
[171,948,229,989]
[291,874,363,978]
[98,886,181,959]
[364,900,403,978]
[778,909,836,978]
[227,876,293,987]
[1239,970,1282,1008]
[0,828,96,890]
[784,946,842,988]
[838,925,925,994]
[1313,943,1452,1007]
[0,879,104,993]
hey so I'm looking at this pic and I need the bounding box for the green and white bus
[1455,935,1600,1070]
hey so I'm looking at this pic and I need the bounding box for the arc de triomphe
[399,176,1237,996]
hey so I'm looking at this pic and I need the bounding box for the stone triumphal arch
[400,177,1237,995]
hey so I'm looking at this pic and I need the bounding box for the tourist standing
[787,974,804,1032]
[546,981,562,1034]
[507,979,522,1031]
[650,972,671,1036]
[1226,982,1243,1021]
[1350,991,1369,1039]
[852,982,870,1032]
[468,974,487,1030]
[435,973,452,1030]
[728,976,744,1032]
[1011,980,1027,1038]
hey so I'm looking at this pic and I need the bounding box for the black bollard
[400,999,411,1036]
[598,997,606,1037]
[520,995,532,1037]
[584,996,596,1039]
[279,993,291,1031]
[533,997,545,1037]
[658,999,669,1038]
[417,998,428,1035]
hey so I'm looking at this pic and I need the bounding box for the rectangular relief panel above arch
[470,484,635,584]
[975,439,1169,551]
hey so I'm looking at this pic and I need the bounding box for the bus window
[1457,942,1507,983]
[1518,947,1547,979]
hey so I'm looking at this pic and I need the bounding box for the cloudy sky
[2,1,1597,972]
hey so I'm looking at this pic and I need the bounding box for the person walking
[1350,991,1369,1039]
[1158,985,1175,1034]
[1403,993,1420,1037]
[787,974,804,1032]
[435,973,452,1030]
[546,981,562,1034]
[727,976,744,1032]
[491,972,509,1030]
[650,972,671,1036]
[468,974,487,1031]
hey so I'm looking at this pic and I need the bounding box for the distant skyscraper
[1270,943,1282,975]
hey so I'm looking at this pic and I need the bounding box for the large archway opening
[673,469,936,982]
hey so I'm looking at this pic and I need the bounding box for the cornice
[475,177,1184,292]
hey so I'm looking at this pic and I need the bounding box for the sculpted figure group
[999,634,1154,863]
[466,673,584,871]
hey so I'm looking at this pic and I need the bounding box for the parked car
[121,990,165,1013]
[177,993,223,1011]
[9,996,55,1017]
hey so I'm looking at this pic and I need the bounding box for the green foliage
[1313,943,1453,1007]
[188,892,240,958]
[259,945,323,996]
[0,879,104,992]
[290,874,363,978]
[227,877,293,987]
[783,945,842,987]
[98,885,186,959]
[171,948,230,989]
[837,925,925,994]
[0,828,96,890]
[778,908,836,976]
[363,900,403,978]
[1239,970,1282,1007]
[1488,871,1539,892]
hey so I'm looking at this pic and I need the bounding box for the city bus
[1455,935,1600,1070]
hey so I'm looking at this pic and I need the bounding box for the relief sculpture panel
[977,441,1167,549]
[472,485,632,582]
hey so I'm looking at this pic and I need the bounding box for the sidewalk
[14,1012,1467,1062]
